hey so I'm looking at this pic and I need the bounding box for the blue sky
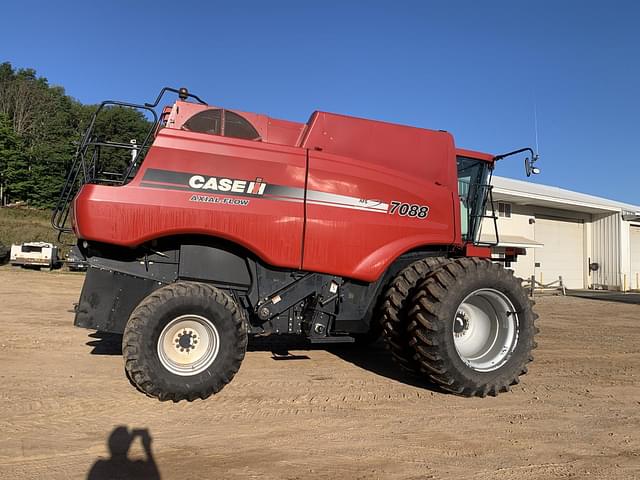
[2,1,638,204]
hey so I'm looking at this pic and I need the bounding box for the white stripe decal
[264,187,389,213]
[262,195,304,204]
[306,190,389,212]
[306,200,388,214]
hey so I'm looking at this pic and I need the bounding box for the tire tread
[123,281,247,402]
[407,258,538,397]
[378,257,450,371]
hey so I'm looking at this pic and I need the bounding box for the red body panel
[302,111,457,190]
[168,101,306,147]
[300,112,460,279]
[75,128,307,269]
[303,151,456,281]
[455,148,493,162]
[464,244,492,258]
[73,104,495,282]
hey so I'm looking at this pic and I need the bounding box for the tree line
[0,62,150,208]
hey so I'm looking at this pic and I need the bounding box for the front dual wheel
[123,282,247,402]
[406,258,538,397]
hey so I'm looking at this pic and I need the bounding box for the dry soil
[0,266,638,479]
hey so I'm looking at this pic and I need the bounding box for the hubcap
[452,289,519,372]
[157,314,220,376]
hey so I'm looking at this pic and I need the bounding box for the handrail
[51,87,207,234]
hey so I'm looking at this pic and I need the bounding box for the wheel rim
[452,288,519,372]
[157,314,220,376]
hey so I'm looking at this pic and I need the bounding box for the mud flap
[74,267,162,334]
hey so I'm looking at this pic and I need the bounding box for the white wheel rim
[453,288,518,372]
[157,314,220,376]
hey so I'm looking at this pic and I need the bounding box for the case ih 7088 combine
[53,87,539,402]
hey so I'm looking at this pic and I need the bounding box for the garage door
[534,216,585,289]
[631,225,640,290]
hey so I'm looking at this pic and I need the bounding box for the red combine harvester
[53,87,540,402]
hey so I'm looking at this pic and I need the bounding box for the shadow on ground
[249,335,443,392]
[87,332,122,355]
[87,426,160,480]
[86,332,443,392]
[567,290,640,305]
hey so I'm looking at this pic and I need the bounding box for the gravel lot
[1,266,638,479]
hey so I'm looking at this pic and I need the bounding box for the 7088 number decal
[388,201,429,219]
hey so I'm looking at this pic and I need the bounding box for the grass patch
[0,207,75,256]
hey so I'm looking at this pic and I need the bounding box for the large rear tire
[378,257,449,371]
[407,258,538,397]
[123,281,247,402]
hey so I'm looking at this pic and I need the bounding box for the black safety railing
[51,87,207,234]
[473,183,499,247]
[459,173,499,247]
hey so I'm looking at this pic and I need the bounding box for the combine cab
[53,87,539,401]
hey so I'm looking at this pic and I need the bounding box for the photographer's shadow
[88,426,160,480]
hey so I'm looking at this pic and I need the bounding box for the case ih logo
[140,169,268,198]
[188,175,267,195]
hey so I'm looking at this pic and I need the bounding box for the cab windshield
[457,156,491,243]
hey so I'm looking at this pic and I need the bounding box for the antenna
[533,102,540,155]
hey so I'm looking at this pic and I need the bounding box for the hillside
[0,207,74,256]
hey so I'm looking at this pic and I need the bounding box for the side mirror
[525,156,541,177]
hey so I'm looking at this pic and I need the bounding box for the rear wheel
[123,281,247,402]
[378,257,449,371]
[407,258,538,397]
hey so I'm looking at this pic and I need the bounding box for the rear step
[309,336,355,344]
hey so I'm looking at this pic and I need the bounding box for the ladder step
[309,336,355,344]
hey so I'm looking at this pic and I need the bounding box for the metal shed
[482,177,640,291]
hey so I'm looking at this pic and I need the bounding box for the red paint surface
[464,244,492,258]
[455,148,494,162]
[303,150,456,280]
[73,104,495,282]
[168,101,306,147]
[75,129,307,269]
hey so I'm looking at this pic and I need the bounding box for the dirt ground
[0,266,638,480]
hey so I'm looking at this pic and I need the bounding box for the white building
[481,177,640,291]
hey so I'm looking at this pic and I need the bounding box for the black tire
[407,258,538,397]
[378,257,449,371]
[123,281,247,402]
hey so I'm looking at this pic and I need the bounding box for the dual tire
[380,257,538,397]
[379,257,450,371]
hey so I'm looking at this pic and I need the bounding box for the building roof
[492,176,640,216]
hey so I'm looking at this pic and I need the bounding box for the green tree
[0,61,151,208]
[0,113,30,204]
